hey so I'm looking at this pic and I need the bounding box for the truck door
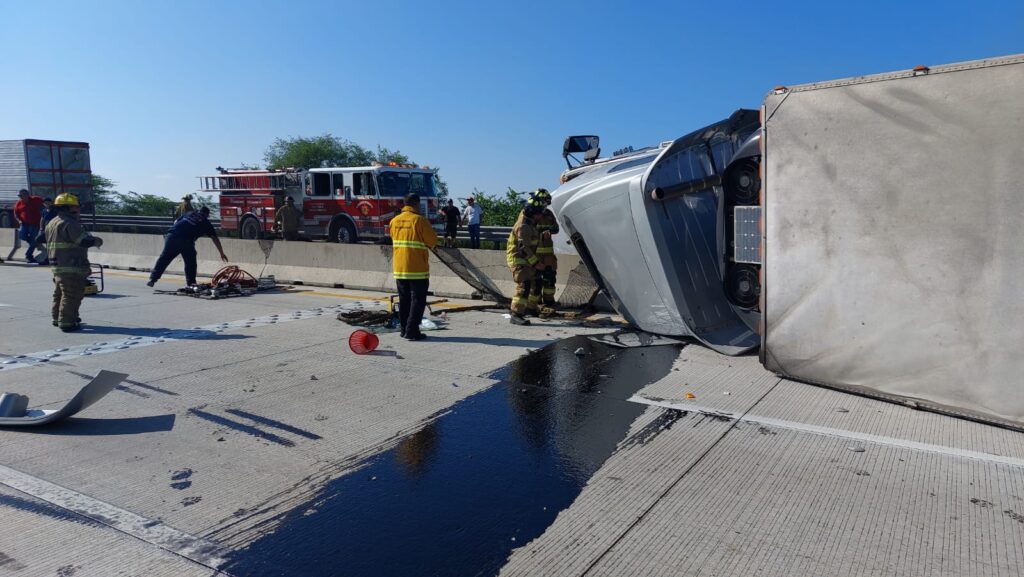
[351,171,382,238]
[302,172,333,235]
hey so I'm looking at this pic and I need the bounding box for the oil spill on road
[223,336,681,577]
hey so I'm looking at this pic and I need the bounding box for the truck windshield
[376,171,435,197]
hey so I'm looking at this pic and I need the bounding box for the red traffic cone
[348,329,379,354]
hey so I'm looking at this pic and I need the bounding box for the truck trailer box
[761,54,1024,429]
[0,139,92,227]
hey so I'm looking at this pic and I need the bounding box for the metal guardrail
[90,214,511,245]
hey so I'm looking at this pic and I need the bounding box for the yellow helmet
[55,192,80,207]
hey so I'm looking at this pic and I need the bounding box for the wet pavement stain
[222,336,681,577]
[0,552,27,571]
[621,408,687,449]
[170,468,194,490]
[182,496,203,507]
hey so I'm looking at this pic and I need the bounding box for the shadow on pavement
[77,326,252,340]
[426,335,554,348]
[1,414,177,436]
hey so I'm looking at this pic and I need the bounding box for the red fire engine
[200,164,443,242]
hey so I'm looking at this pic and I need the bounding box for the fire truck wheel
[333,219,358,244]
[240,217,262,240]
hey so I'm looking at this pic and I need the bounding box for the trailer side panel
[762,55,1024,428]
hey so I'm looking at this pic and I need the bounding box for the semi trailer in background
[552,53,1024,430]
[0,139,93,227]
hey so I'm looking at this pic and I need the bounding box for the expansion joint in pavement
[579,377,784,576]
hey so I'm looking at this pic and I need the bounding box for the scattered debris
[836,408,850,413]
[970,498,993,508]
[181,496,203,507]
[574,347,586,356]
[848,446,866,453]
[723,391,731,396]
[684,393,696,399]
[0,370,126,427]
[157,266,276,300]
[310,375,318,381]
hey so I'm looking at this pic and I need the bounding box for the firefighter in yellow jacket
[531,189,559,307]
[506,202,545,325]
[46,193,103,332]
[512,190,559,314]
[390,193,438,341]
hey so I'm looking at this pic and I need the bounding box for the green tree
[470,187,525,227]
[90,174,119,213]
[110,191,177,216]
[265,134,387,169]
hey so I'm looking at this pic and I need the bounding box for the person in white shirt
[462,196,483,249]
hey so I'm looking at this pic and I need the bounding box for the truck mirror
[563,135,600,168]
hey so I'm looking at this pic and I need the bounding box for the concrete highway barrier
[1,232,590,303]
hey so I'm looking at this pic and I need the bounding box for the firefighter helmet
[55,193,80,207]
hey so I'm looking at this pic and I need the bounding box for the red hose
[211,266,258,288]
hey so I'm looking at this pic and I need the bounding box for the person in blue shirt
[147,206,228,287]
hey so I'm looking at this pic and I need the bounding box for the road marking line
[0,463,229,569]
[628,395,1024,469]
[0,301,377,371]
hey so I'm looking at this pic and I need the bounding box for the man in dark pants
[441,199,460,248]
[389,193,438,341]
[147,206,228,287]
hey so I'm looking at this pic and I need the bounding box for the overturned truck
[552,53,1024,429]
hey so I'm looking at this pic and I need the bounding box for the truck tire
[0,211,12,229]
[240,217,262,240]
[332,219,358,244]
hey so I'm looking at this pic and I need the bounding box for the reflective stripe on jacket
[506,219,540,268]
[535,209,558,266]
[390,206,437,280]
[45,213,91,277]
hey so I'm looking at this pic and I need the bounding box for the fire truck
[200,164,444,242]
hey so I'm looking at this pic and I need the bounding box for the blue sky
[1,0,1021,201]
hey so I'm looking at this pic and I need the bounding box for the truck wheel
[333,220,357,244]
[725,264,760,309]
[724,159,761,206]
[240,217,262,240]
[0,211,12,229]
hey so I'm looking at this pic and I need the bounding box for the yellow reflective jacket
[506,218,540,269]
[390,206,437,280]
[46,213,92,277]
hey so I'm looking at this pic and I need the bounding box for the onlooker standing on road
[274,196,302,240]
[390,193,438,341]
[46,193,103,332]
[462,196,482,249]
[174,195,195,219]
[14,189,44,263]
[36,197,57,265]
[441,199,461,248]
[147,206,228,287]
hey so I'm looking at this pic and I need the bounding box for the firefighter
[274,196,301,240]
[390,193,438,341]
[506,202,544,325]
[147,206,229,287]
[45,193,103,332]
[531,189,559,307]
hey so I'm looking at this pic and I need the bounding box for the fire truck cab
[202,164,443,243]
